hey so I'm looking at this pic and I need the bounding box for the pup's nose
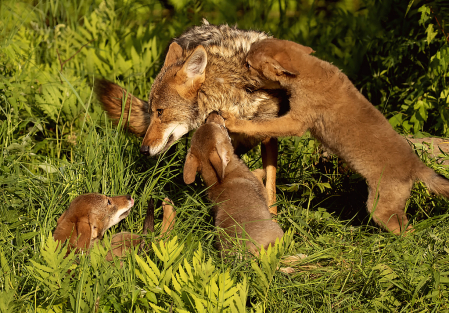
[126,194,135,206]
[140,145,150,155]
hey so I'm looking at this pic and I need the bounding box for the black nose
[126,195,132,200]
[140,145,150,155]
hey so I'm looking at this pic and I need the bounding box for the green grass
[1,0,449,311]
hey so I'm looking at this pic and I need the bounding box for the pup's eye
[246,62,252,69]
[107,199,111,205]
[157,109,163,117]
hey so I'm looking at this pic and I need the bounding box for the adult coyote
[96,20,285,212]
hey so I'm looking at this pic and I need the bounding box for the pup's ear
[291,42,314,55]
[69,219,92,251]
[266,41,313,77]
[206,112,225,126]
[56,211,67,226]
[183,151,200,184]
[265,57,299,77]
[175,46,207,99]
[209,142,230,180]
[164,42,183,67]
[53,211,72,244]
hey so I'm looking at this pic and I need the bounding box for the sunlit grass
[1,0,449,311]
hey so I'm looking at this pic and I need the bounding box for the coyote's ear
[164,42,183,67]
[209,142,230,180]
[183,151,200,184]
[176,46,207,99]
[183,46,207,79]
[265,56,299,77]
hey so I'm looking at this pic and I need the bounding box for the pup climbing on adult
[223,38,449,234]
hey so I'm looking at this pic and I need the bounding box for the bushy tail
[95,79,151,136]
[418,166,449,198]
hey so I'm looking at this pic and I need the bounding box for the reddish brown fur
[224,38,449,235]
[183,113,284,255]
[53,193,134,252]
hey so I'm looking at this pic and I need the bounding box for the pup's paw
[162,198,175,216]
[221,111,238,131]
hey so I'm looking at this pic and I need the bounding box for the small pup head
[246,39,314,86]
[183,112,232,184]
[53,193,134,252]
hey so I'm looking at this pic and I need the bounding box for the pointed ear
[183,151,200,184]
[69,219,92,251]
[164,42,183,67]
[175,46,207,99]
[180,46,207,81]
[265,56,299,77]
[209,143,230,180]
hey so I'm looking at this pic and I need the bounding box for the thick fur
[95,79,150,136]
[224,38,449,234]
[183,113,284,255]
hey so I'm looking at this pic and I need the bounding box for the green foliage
[1,0,449,311]
[356,1,449,136]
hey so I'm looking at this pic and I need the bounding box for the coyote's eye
[245,62,252,69]
[107,199,111,205]
[157,109,163,117]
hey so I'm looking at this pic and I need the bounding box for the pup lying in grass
[53,193,176,259]
[224,38,449,234]
[183,113,284,256]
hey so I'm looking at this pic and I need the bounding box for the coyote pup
[224,38,449,234]
[183,113,284,255]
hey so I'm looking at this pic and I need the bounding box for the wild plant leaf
[135,254,159,287]
[0,290,15,313]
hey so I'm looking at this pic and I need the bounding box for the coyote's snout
[140,44,207,156]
